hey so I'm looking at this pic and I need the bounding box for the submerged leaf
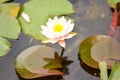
[0,37,11,57]
[0,3,20,18]
[91,37,120,67]
[0,12,20,39]
[79,35,111,68]
[15,45,63,79]
[19,0,74,40]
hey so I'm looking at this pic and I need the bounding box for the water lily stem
[60,47,65,58]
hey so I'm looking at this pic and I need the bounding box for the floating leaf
[79,35,111,68]
[19,0,74,40]
[0,3,20,18]
[43,52,62,69]
[91,37,120,67]
[0,12,20,39]
[107,0,120,8]
[99,61,108,80]
[15,45,63,79]
[0,37,11,57]
[109,62,120,80]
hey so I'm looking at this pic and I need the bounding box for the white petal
[41,31,55,38]
[54,16,59,22]
[59,16,66,23]
[66,23,74,34]
[65,32,77,39]
[58,40,66,48]
[50,39,58,43]
[21,12,30,23]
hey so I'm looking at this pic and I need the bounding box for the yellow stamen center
[53,24,64,32]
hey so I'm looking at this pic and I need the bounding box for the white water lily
[41,16,77,48]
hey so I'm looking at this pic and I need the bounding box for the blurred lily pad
[79,35,111,68]
[0,3,20,18]
[0,37,11,57]
[0,0,9,3]
[19,0,74,40]
[15,45,63,79]
[0,12,20,39]
[91,37,120,67]
[107,0,120,8]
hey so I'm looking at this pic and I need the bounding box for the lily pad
[107,0,120,8]
[0,0,9,3]
[0,12,20,39]
[15,45,63,79]
[0,3,20,18]
[0,37,11,57]
[79,35,111,68]
[91,37,120,67]
[19,0,74,40]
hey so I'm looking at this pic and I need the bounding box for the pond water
[0,0,112,80]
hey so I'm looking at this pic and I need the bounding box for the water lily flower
[41,16,77,48]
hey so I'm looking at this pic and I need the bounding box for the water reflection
[62,57,73,75]
[18,75,63,80]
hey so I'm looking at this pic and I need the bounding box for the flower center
[53,23,64,32]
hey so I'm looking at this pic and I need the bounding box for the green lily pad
[107,0,120,8]
[0,3,20,18]
[79,35,111,68]
[19,0,74,40]
[0,12,20,39]
[15,45,63,79]
[0,37,11,57]
[91,37,120,67]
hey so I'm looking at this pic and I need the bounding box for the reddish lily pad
[79,35,111,68]
[15,45,63,79]
[91,37,120,67]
